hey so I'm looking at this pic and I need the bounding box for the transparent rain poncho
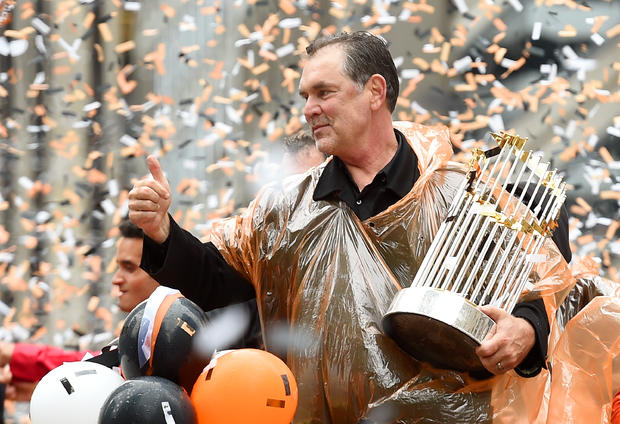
[208,122,595,423]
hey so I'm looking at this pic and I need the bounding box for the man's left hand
[475,305,535,375]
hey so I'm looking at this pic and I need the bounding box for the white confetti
[488,114,505,132]
[124,1,141,11]
[590,33,605,46]
[31,17,50,35]
[401,69,421,79]
[531,22,542,40]
[451,0,468,13]
[453,56,473,73]
[507,0,523,12]
[9,39,28,57]
[83,101,102,112]
[278,18,302,29]
[276,43,295,58]
[0,37,9,56]
[120,134,137,146]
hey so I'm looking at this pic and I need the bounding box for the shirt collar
[313,129,417,201]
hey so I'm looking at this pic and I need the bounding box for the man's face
[299,45,371,159]
[112,237,159,313]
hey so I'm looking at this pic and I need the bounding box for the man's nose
[303,96,320,118]
[112,271,123,285]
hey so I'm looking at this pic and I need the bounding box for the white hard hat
[29,361,124,424]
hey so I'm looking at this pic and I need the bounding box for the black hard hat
[98,376,197,424]
[118,287,210,393]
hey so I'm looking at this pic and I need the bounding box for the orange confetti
[87,168,107,184]
[23,235,37,249]
[144,43,166,75]
[279,0,296,14]
[601,191,620,201]
[87,296,99,312]
[494,47,507,64]
[114,40,135,54]
[30,326,47,341]
[430,27,445,44]
[97,22,113,42]
[95,307,114,331]
[261,84,272,103]
[605,24,620,38]
[575,197,593,212]
[177,178,201,197]
[259,111,272,130]
[161,3,176,18]
[0,225,9,244]
[252,63,270,75]
[558,24,577,37]
[269,127,284,142]
[500,57,526,79]
[599,146,614,164]
[606,221,619,240]
[210,61,224,80]
[493,18,507,32]
[576,233,594,245]
[117,64,137,95]
[412,57,429,71]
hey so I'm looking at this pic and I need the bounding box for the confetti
[0,9,616,424]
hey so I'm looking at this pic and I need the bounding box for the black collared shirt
[313,129,419,220]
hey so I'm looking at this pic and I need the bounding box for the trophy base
[382,286,495,373]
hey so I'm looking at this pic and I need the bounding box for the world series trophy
[382,132,567,372]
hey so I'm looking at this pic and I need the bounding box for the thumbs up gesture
[128,155,172,243]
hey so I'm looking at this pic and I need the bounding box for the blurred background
[0,0,618,419]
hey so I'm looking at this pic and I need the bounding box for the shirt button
[356,199,362,205]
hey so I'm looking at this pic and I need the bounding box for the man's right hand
[128,155,172,243]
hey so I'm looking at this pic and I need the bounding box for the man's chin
[315,138,332,153]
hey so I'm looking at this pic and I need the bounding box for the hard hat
[118,286,210,393]
[29,361,124,424]
[191,348,298,424]
[98,376,197,424]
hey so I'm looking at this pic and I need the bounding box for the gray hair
[306,31,399,113]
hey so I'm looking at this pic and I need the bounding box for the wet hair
[306,31,399,113]
[119,218,143,239]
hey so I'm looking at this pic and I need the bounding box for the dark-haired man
[129,31,571,423]
[0,220,160,386]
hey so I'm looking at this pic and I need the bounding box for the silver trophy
[382,132,566,372]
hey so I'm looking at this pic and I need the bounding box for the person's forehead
[299,46,346,89]
[117,237,143,259]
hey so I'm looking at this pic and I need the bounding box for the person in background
[0,219,158,387]
[281,129,327,176]
[0,218,262,397]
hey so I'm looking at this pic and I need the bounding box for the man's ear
[366,74,387,111]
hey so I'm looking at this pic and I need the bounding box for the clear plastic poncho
[209,122,585,423]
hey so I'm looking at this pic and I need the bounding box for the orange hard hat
[191,349,298,424]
